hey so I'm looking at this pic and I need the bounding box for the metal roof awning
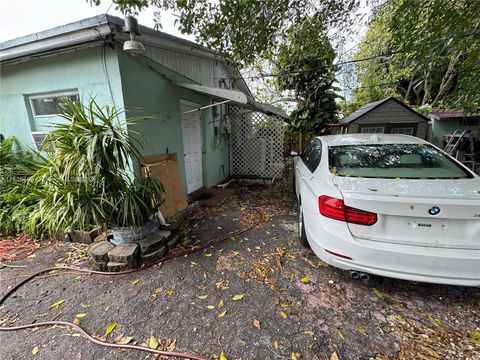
[174,81,288,119]
[173,82,248,104]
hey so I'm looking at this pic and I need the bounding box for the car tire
[298,205,310,248]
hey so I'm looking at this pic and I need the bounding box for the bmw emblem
[428,206,441,216]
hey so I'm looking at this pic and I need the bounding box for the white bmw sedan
[293,134,480,286]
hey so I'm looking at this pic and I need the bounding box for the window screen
[361,127,384,134]
[391,127,414,135]
[31,132,49,151]
[29,92,80,116]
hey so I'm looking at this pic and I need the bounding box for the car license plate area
[349,215,480,249]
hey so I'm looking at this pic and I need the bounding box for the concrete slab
[138,230,170,255]
[88,241,115,262]
[141,246,166,264]
[107,261,129,272]
[108,244,139,267]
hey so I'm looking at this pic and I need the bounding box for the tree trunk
[406,78,414,101]
[422,70,431,106]
[432,52,462,107]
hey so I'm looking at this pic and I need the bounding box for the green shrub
[26,98,164,238]
[0,137,37,236]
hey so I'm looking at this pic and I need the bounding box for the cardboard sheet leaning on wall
[140,153,188,219]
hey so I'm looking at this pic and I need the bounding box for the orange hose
[0,233,36,263]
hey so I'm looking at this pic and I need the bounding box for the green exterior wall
[0,45,230,194]
[431,118,480,148]
[431,119,461,147]
[117,50,230,192]
[0,47,126,150]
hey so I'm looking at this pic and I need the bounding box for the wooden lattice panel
[230,106,285,178]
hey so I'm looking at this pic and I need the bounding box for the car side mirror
[289,150,299,157]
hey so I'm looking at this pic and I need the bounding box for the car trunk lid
[332,177,480,250]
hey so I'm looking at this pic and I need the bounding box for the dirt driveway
[1,180,479,359]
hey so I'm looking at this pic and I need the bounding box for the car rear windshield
[328,143,473,179]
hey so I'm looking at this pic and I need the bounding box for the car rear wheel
[298,205,310,248]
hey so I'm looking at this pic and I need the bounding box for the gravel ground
[0,179,479,360]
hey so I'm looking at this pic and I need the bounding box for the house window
[29,91,80,117]
[31,132,50,151]
[361,126,384,134]
[391,127,414,135]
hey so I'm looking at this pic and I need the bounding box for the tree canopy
[345,0,480,113]
[93,0,359,67]
[274,16,339,135]
[90,0,352,133]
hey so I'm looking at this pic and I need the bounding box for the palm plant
[25,98,163,237]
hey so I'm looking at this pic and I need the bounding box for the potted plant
[25,98,164,241]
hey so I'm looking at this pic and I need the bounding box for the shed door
[180,100,203,194]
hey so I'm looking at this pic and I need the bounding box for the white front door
[180,100,203,194]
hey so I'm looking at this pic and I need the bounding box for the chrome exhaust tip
[359,273,370,281]
[349,270,360,279]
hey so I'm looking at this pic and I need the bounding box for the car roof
[316,134,429,147]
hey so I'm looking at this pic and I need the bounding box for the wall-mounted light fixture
[123,15,145,55]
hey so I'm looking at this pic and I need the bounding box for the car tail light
[319,196,377,226]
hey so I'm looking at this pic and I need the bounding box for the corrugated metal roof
[431,109,480,119]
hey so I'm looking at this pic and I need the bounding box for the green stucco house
[0,15,286,195]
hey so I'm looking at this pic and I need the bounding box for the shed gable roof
[339,97,429,124]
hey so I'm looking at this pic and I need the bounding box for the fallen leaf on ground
[253,319,261,329]
[220,351,228,360]
[147,335,158,349]
[27,254,36,259]
[274,340,279,349]
[75,313,87,318]
[468,331,480,340]
[372,287,383,298]
[218,310,227,318]
[197,295,208,300]
[300,277,310,284]
[427,315,442,327]
[114,334,133,345]
[131,279,140,285]
[104,321,117,337]
[218,300,224,308]
[166,290,174,296]
[331,352,339,360]
[207,305,215,309]
[232,294,244,301]
[166,338,176,351]
[50,299,65,309]
[203,253,213,257]
[280,311,288,319]
[32,346,39,355]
